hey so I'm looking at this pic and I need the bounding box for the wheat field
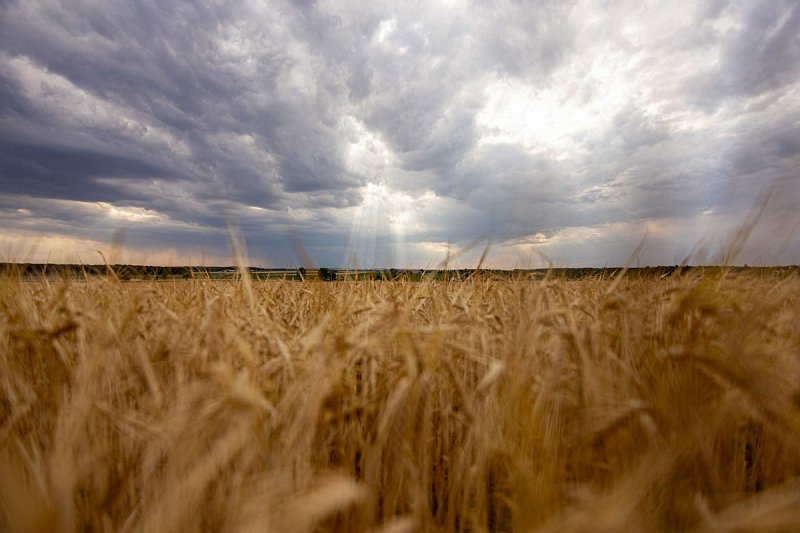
[2,270,800,532]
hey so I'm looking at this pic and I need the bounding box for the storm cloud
[0,0,798,267]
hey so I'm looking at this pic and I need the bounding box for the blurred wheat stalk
[1,270,800,532]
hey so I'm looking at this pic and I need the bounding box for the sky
[1,0,799,268]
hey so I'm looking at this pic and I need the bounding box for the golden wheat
[1,270,800,532]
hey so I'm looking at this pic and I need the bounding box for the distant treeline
[2,263,799,281]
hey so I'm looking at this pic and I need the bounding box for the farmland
[2,270,800,531]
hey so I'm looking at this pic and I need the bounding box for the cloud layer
[1,0,798,267]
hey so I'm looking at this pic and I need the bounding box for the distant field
[2,271,800,531]
[4,261,800,281]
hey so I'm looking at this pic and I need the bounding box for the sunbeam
[345,182,420,268]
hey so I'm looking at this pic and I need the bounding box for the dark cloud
[0,142,169,202]
[0,71,30,119]
[685,0,800,108]
[719,1,800,97]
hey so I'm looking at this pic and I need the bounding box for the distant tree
[297,267,306,281]
[319,267,336,281]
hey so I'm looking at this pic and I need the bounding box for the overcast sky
[1,0,798,267]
